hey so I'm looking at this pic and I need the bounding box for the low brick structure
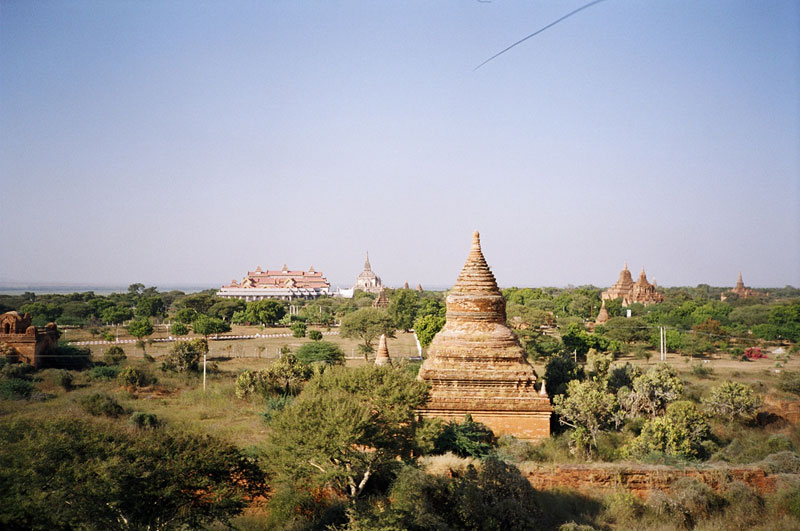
[524,464,780,498]
[417,231,552,441]
[0,311,59,369]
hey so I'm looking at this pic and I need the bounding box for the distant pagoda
[595,300,610,325]
[417,231,552,441]
[724,272,755,300]
[354,252,382,294]
[372,289,389,308]
[602,262,663,307]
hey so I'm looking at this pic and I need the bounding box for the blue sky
[1,1,798,289]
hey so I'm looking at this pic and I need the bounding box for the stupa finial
[452,230,498,294]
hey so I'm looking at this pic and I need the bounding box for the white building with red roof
[217,264,330,301]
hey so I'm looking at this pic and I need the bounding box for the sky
[1,0,799,290]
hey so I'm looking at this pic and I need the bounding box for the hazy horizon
[2,1,798,289]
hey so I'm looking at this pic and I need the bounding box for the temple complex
[726,273,755,299]
[372,289,389,308]
[0,311,59,368]
[354,252,382,293]
[417,231,552,441]
[374,333,392,366]
[217,265,330,301]
[602,263,663,307]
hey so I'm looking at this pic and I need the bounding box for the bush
[762,452,800,474]
[0,378,35,400]
[103,331,116,342]
[48,343,92,370]
[0,362,34,380]
[103,346,127,365]
[702,381,762,422]
[779,371,800,396]
[690,363,714,378]
[648,477,723,527]
[90,365,120,380]
[308,330,323,341]
[0,417,265,529]
[130,411,159,429]
[42,369,73,391]
[80,393,125,417]
[261,395,293,423]
[161,338,207,373]
[117,367,155,388]
[295,340,345,366]
[235,355,314,400]
[434,414,497,459]
[290,321,306,338]
[622,401,710,460]
[171,322,188,336]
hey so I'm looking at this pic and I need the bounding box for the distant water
[0,284,215,296]
[0,282,456,296]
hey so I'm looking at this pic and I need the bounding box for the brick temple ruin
[602,262,663,307]
[0,311,59,369]
[417,231,552,441]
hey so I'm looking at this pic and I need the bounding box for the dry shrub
[419,452,478,476]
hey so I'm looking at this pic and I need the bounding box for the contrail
[474,0,610,71]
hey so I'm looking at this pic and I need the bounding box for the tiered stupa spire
[374,334,391,366]
[417,230,552,441]
[595,300,610,325]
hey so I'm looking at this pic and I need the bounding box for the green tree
[702,381,762,423]
[126,318,154,355]
[600,317,651,344]
[340,308,396,360]
[173,307,199,324]
[245,299,287,326]
[769,301,800,342]
[308,330,323,341]
[544,352,584,397]
[135,296,165,319]
[100,305,133,329]
[175,292,218,314]
[388,289,419,332]
[290,321,307,338]
[208,299,246,322]
[0,417,265,529]
[264,365,429,504]
[171,322,189,336]
[19,301,62,323]
[295,340,345,366]
[623,401,711,459]
[618,364,684,419]
[553,379,618,454]
[413,313,445,348]
[191,315,230,339]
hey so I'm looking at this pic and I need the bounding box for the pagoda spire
[452,230,499,295]
[375,333,391,366]
[364,252,372,271]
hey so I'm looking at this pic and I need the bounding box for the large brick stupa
[417,231,552,441]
